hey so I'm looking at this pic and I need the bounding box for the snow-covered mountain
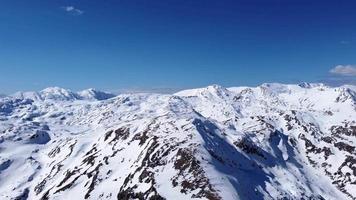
[10,87,115,102]
[0,84,355,200]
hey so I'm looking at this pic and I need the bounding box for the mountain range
[0,83,355,200]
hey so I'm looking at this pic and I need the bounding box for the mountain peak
[39,87,79,101]
[77,88,116,100]
[298,82,325,88]
[9,87,116,101]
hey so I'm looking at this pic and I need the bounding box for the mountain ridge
[8,87,116,102]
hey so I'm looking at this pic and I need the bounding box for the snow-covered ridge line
[9,87,116,101]
[175,82,355,96]
[3,82,355,102]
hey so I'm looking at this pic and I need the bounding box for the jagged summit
[0,83,355,200]
[175,84,230,97]
[298,82,326,88]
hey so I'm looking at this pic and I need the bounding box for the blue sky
[1,0,356,93]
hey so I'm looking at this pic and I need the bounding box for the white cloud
[329,65,356,76]
[62,6,84,15]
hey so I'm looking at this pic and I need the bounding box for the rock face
[0,84,355,200]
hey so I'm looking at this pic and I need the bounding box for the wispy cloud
[319,76,356,86]
[62,6,84,15]
[329,65,356,76]
[340,40,350,45]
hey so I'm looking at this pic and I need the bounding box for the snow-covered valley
[0,83,355,200]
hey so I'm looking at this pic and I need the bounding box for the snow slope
[0,84,355,200]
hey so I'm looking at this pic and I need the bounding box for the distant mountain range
[0,83,355,200]
[9,87,115,101]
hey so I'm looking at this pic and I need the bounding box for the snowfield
[0,83,355,200]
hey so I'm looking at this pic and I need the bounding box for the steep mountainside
[0,84,355,200]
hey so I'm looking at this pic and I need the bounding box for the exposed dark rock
[172,148,221,200]
[334,142,355,153]
[234,139,265,158]
[28,130,51,144]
